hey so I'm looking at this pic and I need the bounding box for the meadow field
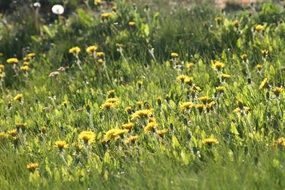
[1,0,285,189]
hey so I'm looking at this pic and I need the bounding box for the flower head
[86,45,98,54]
[55,140,68,150]
[14,94,23,102]
[212,60,225,71]
[7,58,19,64]
[202,137,219,145]
[69,47,81,56]
[52,4,64,15]
[78,131,96,144]
[26,163,39,172]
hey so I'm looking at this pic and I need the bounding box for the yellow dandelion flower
[8,129,17,137]
[128,21,136,27]
[255,24,265,32]
[86,45,98,54]
[122,122,135,130]
[26,163,39,172]
[202,137,219,145]
[26,53,36,59]
[69,46,81,56]
[124,135,139,144]
[78,131,96,144]
[212,60,225,71]
[199,96,211,104]
[185,62,195,70]
[94,0,102,5]
[96,52,105,58]
[20,65,30,72]
[101,12,114,20]
[261,49,269,57]
[107,90,115,98]
[102,128,128,143]
[156,129,169,137]
[55,140,68,150]
[233,20,239,28]
[276,137,285,149]
[171,52,179,58]
[0,64,4,72]
[144,121,157,133]
[216,86,226,93]
[131,109,153,121]
[272,87,283,97]
[195,104,205,112]
[14,94,23,102]
[7,58,19,64]
[176,75,191,83]
[106,98,119,104]
[255,64,263,71]
[125,106,133,114]
[0,132,9,141]
[179,102,193,111]
[101,102,117,110]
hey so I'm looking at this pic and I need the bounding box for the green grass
[1,0,285,189]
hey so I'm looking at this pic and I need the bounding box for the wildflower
[255,64,263,72]
[26,53,36,59]
[261,49,269,57]
[14,94,23,102]
[144,121,157,133]
[180,102,193,111]
[94,0,102,5]
[259,78,269,90]
[195,104,205,112]
[122,122,135,130]
[0,64,5,72]
[78,131,96,144]
[233,107,250,116]
[0,132,8,141]
[212,60,225,71]
[131,109,153,121]
[96,52,105,58]
[233,20,239,28]
[51,4,64,15]
[69,46,81,56]
[20,65,30,72]
[156,129,168,137]
[125,106,133,114]
[176,75,192,84]
[26,163,39,172]
[216,86,226,94]
[55,140,68,151]
[107,90,115,98]
[102,128,128,143]
[101,12,114,20]
[101,102,117,110]
[276,137,285,149]
[8,129,17,137]
[23,61,30,66]
[199,96,211,104]
[255,24,265,32]
[171,52,179,58]
[86,45,98,54]
[272,87,283,97]
[124,135,139,144]
[97,59,104,66]
[202,137,219,145]
[185,62,194,70]
[106,98,119,104]
[7,58,19,64]
[128,21,136,27]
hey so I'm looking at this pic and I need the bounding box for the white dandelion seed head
[33,2,41,8]
[51,4,64,15]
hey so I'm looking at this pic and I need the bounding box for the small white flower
[51,4,64,15]
[33,2,41,8]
